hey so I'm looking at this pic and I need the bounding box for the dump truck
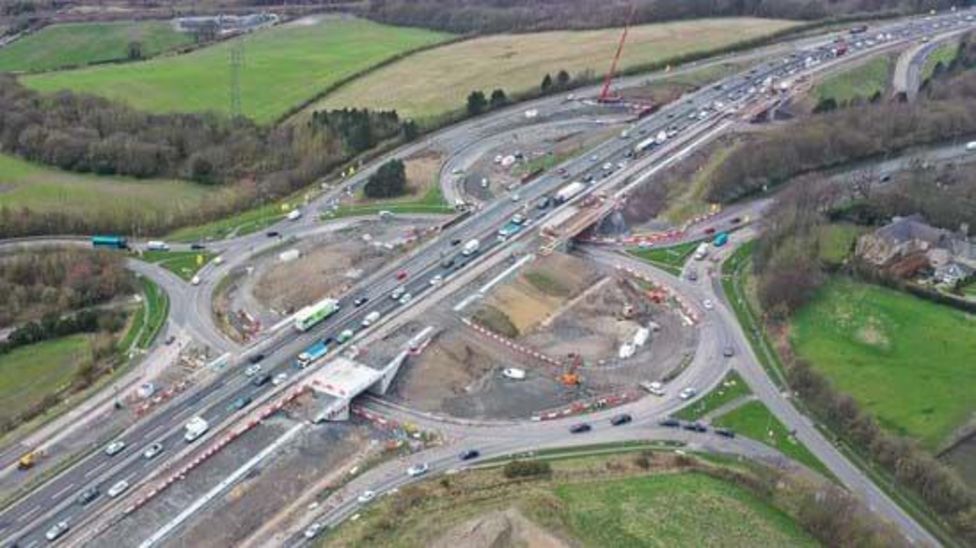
[296,340,330,368]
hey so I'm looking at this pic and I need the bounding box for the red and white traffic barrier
[460,317,562,367]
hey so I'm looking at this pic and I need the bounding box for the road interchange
[2,9,973,547]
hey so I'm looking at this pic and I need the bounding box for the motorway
[2,8,973,547]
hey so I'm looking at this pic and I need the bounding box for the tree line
[360,0,958,35]
[1,308,124,354]
[0,76,417,237]
[0,249,133,328]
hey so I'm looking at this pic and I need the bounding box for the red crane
[598,4,636,103]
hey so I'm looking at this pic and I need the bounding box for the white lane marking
[18,504,42,522]
[49,482,75,502]
[83,460,109,479]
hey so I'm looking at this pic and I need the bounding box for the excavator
[560,353,583,387]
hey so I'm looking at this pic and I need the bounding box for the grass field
[0,152,219,223]
[713,400,828,475]
[0,335,90,423]
[310,18,798,121]
[922,40,960,81]
[790,277,976,449]
[629,240,700,275]
[815,53,895,105]
[818,222,865,265]
[23,17,450,124]
[324,183,454,219]
[0,21,193,73]
[676,370,751,421]
[325,457,815,547]
[142,250,213,280]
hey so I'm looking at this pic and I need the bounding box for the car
[511,193,521,202]
[391,286,406,300]
[104,440,126,456]
[730,216,742,224]
[190,243,206,250]
[583,174,594,183]
[723,346,735,358]
[610,414,633,426]
[536,196,551,210]
[76,486,100,506]
[440,257,455,268]
[459,449,480,461]
[569,423,592,434]
[395,270,408,281]
[679,387,698,400]
[399,293,413,305]
[357,490,376,503]
[266,231,280,238]
[557,167,567,175]
[272,372,289,386]
[659,418,681,428]
[337,329,355,343]
[45,521,70,541]
[407,463,430,477]
[429,275,444,287]
[244,364,262,377]
[142,442,164,460]
[248,353,265,365]
[450,238,462,246]
[704,227,716,235]
[304,522,325,539]
[502,367,526,380]
[715,428,736,438]
[686,270,698,282]
[702,299,714,310]
[353,296,368,307]
[252,373,272,387]
[683,422,707,433]
[164,334,176,346]
[643,381,666,396]
[230,395,252,410]
[107,480,130,498]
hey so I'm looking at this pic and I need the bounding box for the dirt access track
[390,253,697,419]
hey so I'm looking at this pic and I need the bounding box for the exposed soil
[431,508,569,548]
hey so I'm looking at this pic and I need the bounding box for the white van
[361,311,381,328]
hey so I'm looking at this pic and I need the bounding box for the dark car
[252,373,272,387]
[659,418,681,428]
[248,353,265,365]
[583,174,594,183]
[569,423,592,434]
[730,217,742,224]
[266,231,280,238]
[610,414,633,426]
[190,243,207,250]
[715,428,736,439]
[723,346,735,358]
[440,257,455,269]
[230,395,252,411]
[703,227,716,235]
[76,486,100,506]
[683,422,707,433]
[353,297,369,307]
[536,197,551,210]
[450,238,463,246]
[459,449,480,461]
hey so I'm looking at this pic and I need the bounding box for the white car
[429,275,444,287]
[643,381,666,396]
[244,364,262,377]
[679,387,698,401]
[502,368,526,380]
[142,442,164,460]
[357,490,376,503]
[46,520,70,541]
[702,299,714,310]
[107,480,130,498]
[104,440,126,456]
[272,372,289,386]
[510,193,521,202]
[399,293,413,305]
[304,522,325,539]
[407,463,430,477]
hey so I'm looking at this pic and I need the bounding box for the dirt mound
[430,508,569,548]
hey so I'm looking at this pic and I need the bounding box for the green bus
[294,298,340,332]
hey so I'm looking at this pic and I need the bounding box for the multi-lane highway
[2,8,972,546]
